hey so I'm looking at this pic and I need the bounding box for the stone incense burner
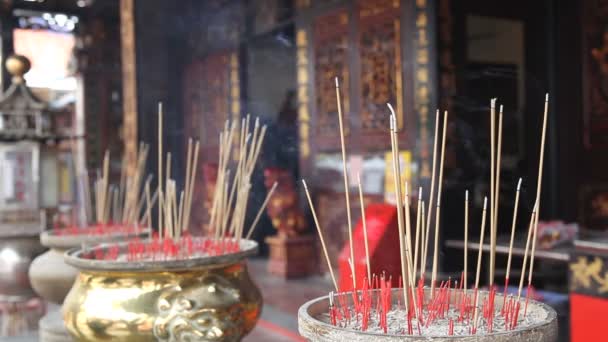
[62,238,262,342]
[299,288,558,342]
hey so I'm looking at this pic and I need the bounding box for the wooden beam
[120,0,138,176]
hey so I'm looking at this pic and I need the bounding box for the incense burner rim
[298,288,557,339]
[63,238,258,272]
[41,227,150,249]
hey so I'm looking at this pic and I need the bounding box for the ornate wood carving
[583,0,608,148]
[120,0,137,176]
[313,9,349,136]
[183,52,231,148]
[357,0,402,132]
[579,183,608,231]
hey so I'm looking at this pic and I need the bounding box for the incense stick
[335,77,356,290]
[494,105,503,230]
[505,179,522,284]
[357,174,371,283]
[404,182,420,318]
[145,181,152,237]
[158,102,164,237]
[492,104,503,286]
[517,203,538,300]
[424,109,440,278]
[183,141,200,232]
[413,187,422,282]
[464,190,469,290]
[431,110,448,294]
[404,180,415,284]
[472,197,488,329]
[303,180,339,292]
[388,109,409,311]
[489,99,496,287]
[245,181,278,240]
[421,200,429,280]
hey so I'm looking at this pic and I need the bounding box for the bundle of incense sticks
[303,77,550,336]
[54,224,143,236]
[59,139,153,235]
[207,114,273,241]
[82,105,275,262]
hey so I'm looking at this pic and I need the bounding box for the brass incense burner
[62,239,261,341]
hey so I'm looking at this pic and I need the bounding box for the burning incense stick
[335,77,356,290]
[489,99,496,287]
[357,174,371,283]
[464,190,469,290]
[431,110,448,294]
[527,94,549,291]
[303,180,338,292]
[388,109,410,311]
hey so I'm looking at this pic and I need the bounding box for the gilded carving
[153,274,243,341]
[357,1,402,131]
[570,256,608,294]
[314,10,349,136]
[230,53,241,159]
[414,0,432,179]
[296,29,311,159]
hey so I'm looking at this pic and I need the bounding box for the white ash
[317,303,547,337]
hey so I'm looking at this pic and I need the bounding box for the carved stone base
[266,234,317,278]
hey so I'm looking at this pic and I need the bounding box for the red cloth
[338,203,402,291]
[571,293,608,341]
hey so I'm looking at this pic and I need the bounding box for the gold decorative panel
[413,0,433,179]
[313,9,349,136]
[357,0,402,131]
[297,29,311,159]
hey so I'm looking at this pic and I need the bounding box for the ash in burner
[317,302,547,337]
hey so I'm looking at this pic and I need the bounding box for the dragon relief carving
[153,273,245,341]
